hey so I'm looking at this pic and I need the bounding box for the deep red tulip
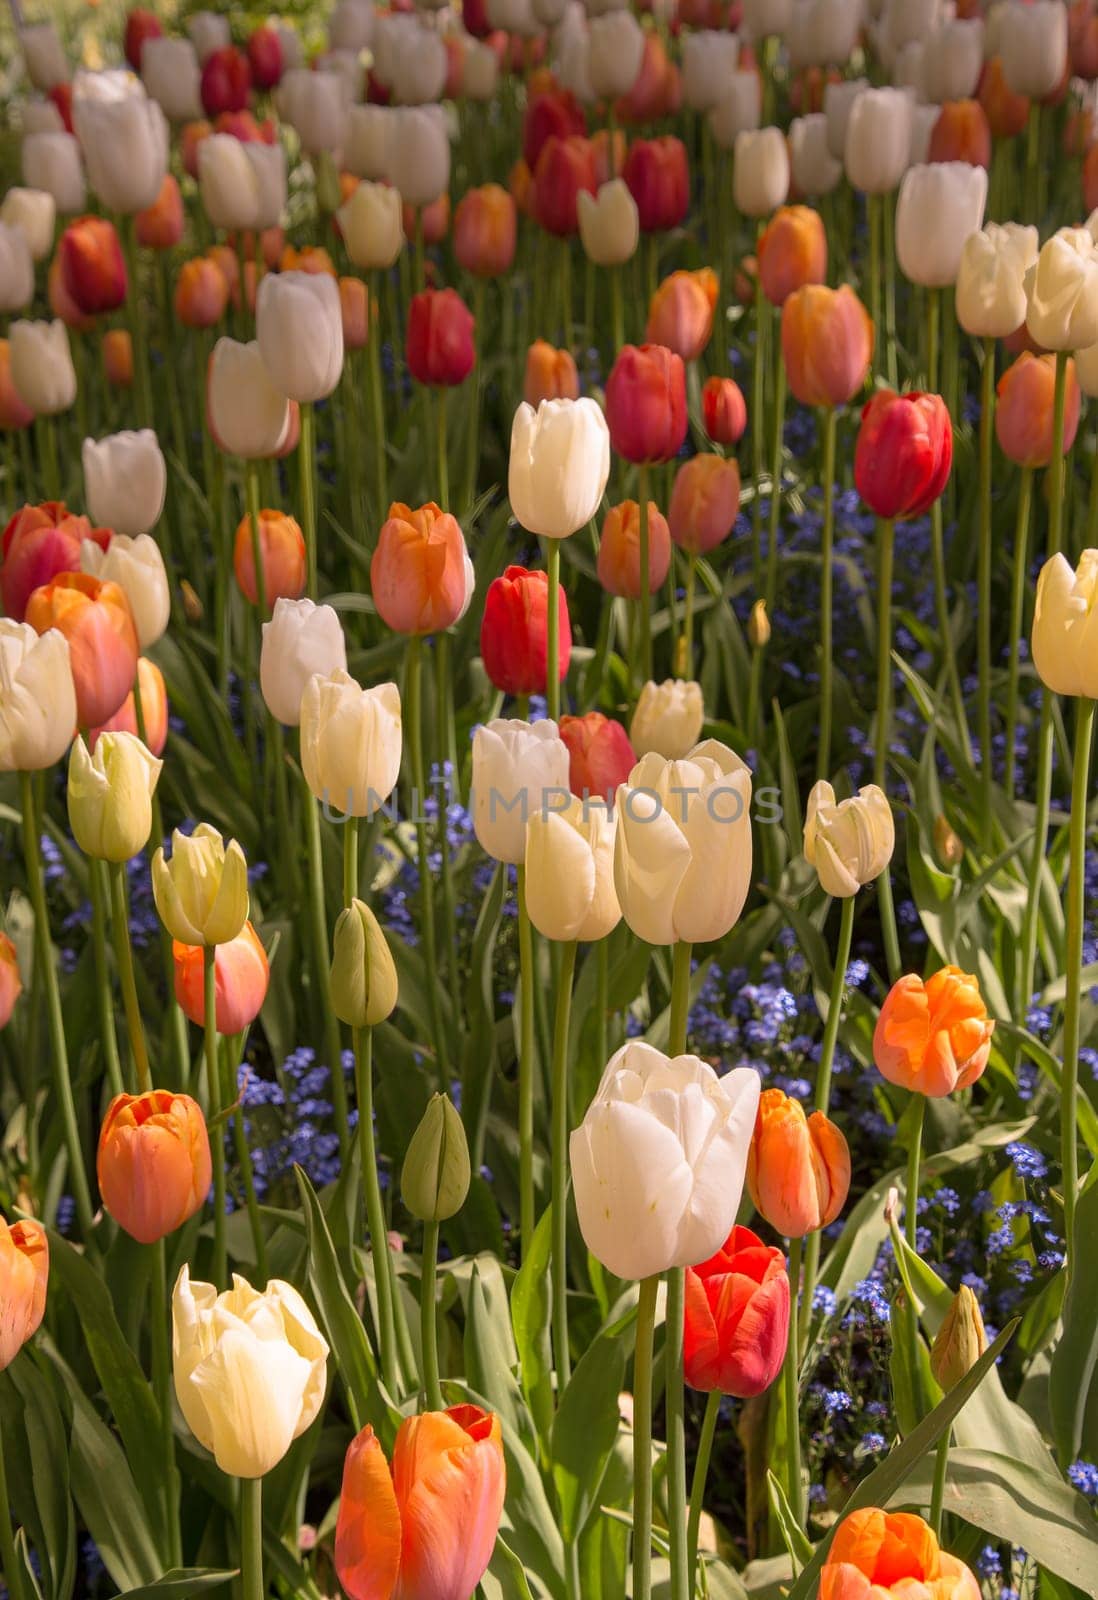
[406,288,476,387]
[533,135,597,238]
[463,0,492,39]
[59,216,127,316]
[702,376,748,445]
[201,46,252,118]
[124,7,163,71]
[623,136,689,233]
[247,26,283,91]
[480,564,571,697]
[560,711,637,800]
[523,87,586,172]
[605,343,688,465]
[854,390,953,521]
[684,1225,790,1396]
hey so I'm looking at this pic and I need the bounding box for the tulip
[1000,0,1067,100]
[598,500,671,599]
[140,37,203,121]
[96,1088,211,1245]
[789,113,842,198]
[667,454,741,557]
[56,215,125,316]
[2,502,108,621]
[173,919,269,1035]
[588,12,645,101]
[854,389,952,521]
[525,794,621,943]
[682,30,740,113]
[742,0,794,36]
[335,1407,505,1600]
[0,1217,48,1370]
[929,1284,987,1391]
[173,1265,328,1478]
[21,100,66,137]
[199,135,281,232]
[247,25,282,90]
[577,178,639,267]
[338,181,404,271]
[629,678,705,761]
[781,284,873,410]
[733,127,790,218]
[200,46,250,119]
[523,86,586,171]
[255,271,343,405]
[0,222,34,317]
[102,329,134,390]
[756,205,826,307]
[645,268,718,362]
[278,67,349,155]
[534,135,598,238]
[701,376,748,446]
[174,257,229,329]
[90,655,167,756]
[605,343,687,465]
[508,397,611,541]
[371,501,470,635]
[803,780,894,897]
[338,277,368,353]
[708,72,763,150]
[406,287,475,387]
[300,672,402,815]
[0,621,77,772]
[25,572,137,729]
[995,354,1080,470]
[1031,548,1098,698]
[571,1040,761,1280]
[72,87,168,215]
[67,729,161,861]
[232,508,306,611]
[189,11,231,62]
[22,132,85,214]
[402,1092,471,1223]
[330,899,399,1028]
[6,317,71,417]
[559,711,636,801]
[844,88,914,195]
[1024,228,1098,352]
[623,136,689,233]
[81,429,167,542]
[463,40,500,102]
[386,107,450,207]
[919,19,984,104]
[0,188,54,263]
[927,100,991,170]
[820,1510,981,1600]
[21,23,69,91]
[684,1225,789,1396]
[874,966,994,1097]
[954,222,1037,340]
[0,932,21,1029]
[132,174,184,251]
[471,718,570,864]
[0,341,33,432]
[896,162,988,293]
[152,824,249,947]
[480,565,571,697]
[260,598,347,727]
[746,1088,850,1236]
[523,341,579,408]
[207,338,293,459]
[453,184,516,278]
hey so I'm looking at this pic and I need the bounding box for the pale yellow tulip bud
[152,822,249,945]
[67,732,162,862]
[330,899,399,1027]
[401,1094,470,1223]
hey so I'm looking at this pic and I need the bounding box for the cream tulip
[741,0,794,36]
[587,13,645,100]
[141,38,203,122]
[790,114,842,198]
[921,19,984,103]
[803,780,894,897]
[22,132,85,215]
[21,100,65,135]
[385,107,450,207]
[524,796,621,942]
[10,319,76,415]
[896,163,988,290]
[577,179,639,267]
[708,73,763,150]
[508,398,611,540]
[614,742,753,946]
[630,679,704,759]
[152,824,249,947]
[20,25,69,91]
[260,599,348,726]
[187,11,231,63]
[0,189,55,262]
[570,1041,761,1280]
[67,732,162,862]
[330,0,376,52]
[1031,551,1098,699]
[198,135,260,231]
[1000,0,1067,100]
[278,68,350,156]
[0,225,34,315]
[256,272,344,404]
[73,87,169,214]
[823,76,867,159]
[955,222,1037,340]
[880,0,939,58]
[1024,229,1098,353]
[81,534,170,650]
[0,621,77,772]
[300,672,402,815]
[172,1266,329,1480]
[81,429,167,540]
[463,41,500,103]
[345,105,392,180]
[682,31,740,112]
[338,180,404,271]
[733,127,790,218]
[208,339,293,460]
[1074,340,1098,400]
[472,719,571,865]
[844,87,914,194]
[387,26,447,105]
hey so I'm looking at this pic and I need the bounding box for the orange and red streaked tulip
[173,920,270,1035]
[453,184,516,277]
[59,215,127,316]
[25,571,139,728]
[96,1090,213,1245]
[339,276,369,351]
[757,204,827,307]
[335,1405,506,1600]
[702,375,748,446]
[781,284,874,408]
[623,136,689,233]
[746,1088,851,1237]
[248,25,283,91]
[995,352,1081,468]
[407,287,475,387]
[175,257,231,329]
[124,7,163,71]
[928,100,992,169]
[874,966,994,1098]
[371,501,470,635]
[533,135,598,238]
[597,499,671,598]
[645,268,719,362]
[233,508,307,610]
[605,342,688,464]
[201,45,252,118]
[102,330,134,389]
[819,1509,980,1600]
[0,341,34,432]
[854,390,952,521]
[480,564,571,696]
[684,1224,789,1396]
[0,1217,48,1371]
[559,711,636,802]
[523,86,586,172]
[0,933,21,1029]
[135,175,184,250]
[90,656,169,757]
[523,339,579,407]
[668,452,741,556]
[978,56,1029,140]
[2,502,109,622]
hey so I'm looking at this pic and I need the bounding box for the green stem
[436,387,449,511]
[874,518,894,789]
[1061,697,1094,1262]
[369,273,388,514]
[420,1218,444,1410]
[303,781,350,1159]
[151,1237,182,1567]
[905,1094,926,1251]
[517,868,536,1258]
[89,857,126,1097]
[867,193,881,372]
[407,636,448,1078]
[929,1429,950,1540]
[1049,351,1070,557]
[465,279,485,513]
[638,464,651,688]
[611,264,624,356]
[109,860,151,1093]
[204,946,227,1286]
[19,770,95,1242]
[686,1387,721,1595]
[784,1234,804,1526]
[38,413,60,500]
[764,354,786,613]
[226,1034,269,1284]
[977,338,996,840]
[683,553,697,676]
[931,496,968,744]
[343,813,359,907]
[817,407,838,782]
[546,537,562,721]
[551,940,577,1393]
[300,401,318,599]
[355,1026,400,1397]
[239,1476,263,1600]
[245,459,268,624]
[665,1264,689,1600]
[751,268,767,589]
[882,189,898,390]
[633,1274,660,1600]
[435,636,462,1023]
[669,939,692,1055]
[0,1397,29,1600]
[123,215,153,427]
[1004,469,1033,800]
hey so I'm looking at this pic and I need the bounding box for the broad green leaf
[463,1258,529,1442]
[552,1329,626,1543]
[487,1535,538,1600]
[294,1166,377,1432]
[3,1358,76,1600]
[115,1571,238,1600]
[510,1208,554,1446]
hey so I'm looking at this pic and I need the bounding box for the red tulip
[684,1225,790,1395]
[59,216,128,316]
[605,343,688,464]
[623,136,689,233]
[247,26,283,91]
[453,185,516,277]
[854,390,952,521]
[124,8,163,71]
[533,135,598,238]
[1,503,110,622]
[559,712,636,801]
[702,376,748,446]
[407,288,476,387]
[523,87,586,172]
[201,47,252,118]
[480,564,571,696]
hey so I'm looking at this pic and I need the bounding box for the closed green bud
[330,899,398,1027]
[401,1094,470,1223]
[930,1285,987,1391]
[315,150,343,216]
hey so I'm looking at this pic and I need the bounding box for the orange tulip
[0,1217,48,1370]
[819,1509,980,1600]
[59,215,127,316]
[233,508,306,610]
[746,1088,850,1238]
[96,1089,213,1245]
[335,1405,506,1600]
[928,100,991,169]
[509,157,535,219]
[873,967,994,1098]
[0,932,21,1029]
[339,277,369,351]
[0,340,34,431]
[995,352,1081,468]
[597,499,671,599]
[173,921,270,1035]
[181,119,213,179]
[978,57,1029,140]
[371,500,470,635]
[781,284,874,409]
[279,244,336,276]
[453,184,517,277]
[523,339,580,407]
[90,656,169,757]
[175,257,230,329]
[667,452,741,556]
[102,329,134,389]
[26,571,138,729]
[645,268,719,362]
[757,205,827,308]
[135,174,185,250]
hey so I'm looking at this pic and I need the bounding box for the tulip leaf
[765,1470,813,1577]
[888,1289,942,1436]
[552,1327,627,1543]
[294,1166,378,1432]
[1046,1181,1098,1467]
[0,1360,76,1600]
[510,1207,554,1446]
[459,859,506,1169]
[784,1319,1019,1600]
[114,1570,239,1600]
[486,1534,537,1600]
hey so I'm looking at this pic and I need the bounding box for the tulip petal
[186,1324,311,1478]
[335,1426,402,1600]
[570,1098,694,1280]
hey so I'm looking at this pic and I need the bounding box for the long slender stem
[686,1387,721,1594]
[929,1430,950,1539]
[817,407,838,781]
[882,190,898,390]
[420,1219,444,1409]
[204,946,227,1286]
[19,770,95,1242]
[369,273,388,515]
[151,1237,182,1567]
[669,939,692,1055]
[239,1477,263,1600]
[546,537,562,721]
[303,781,350,1159]
[752,273,766,589]
[637,466,652,689]
[245,460,268,624]
[977,339,996,836]
[665,1264,689,1600]
[343,813,359,907]
[436,387,449,511]
[299,400,318,599]
[89,857,125,1097]
[764,356,786,613]
[516,868,537,1257]
[38,414,60,500]
[867,194,881,370]
[0,1399,29,1600]
[784,1235,804,1526]
[1005,469,1033,800]
[905,1093,926,1251]
[355,1026,400,1396]
[633,1274,660,1600]
[109,860,152,1093]
[874,519,894,790]
[123,215,153,428]
[1061,697,1094,1262]
[406,636,447,1078]
[551,940,577,1393]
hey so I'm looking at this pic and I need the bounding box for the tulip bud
[804,780,894,898]
[733,127,790,219]
[175,257,230,329]
[757,204,827,307]
[152,823,249,947]
[0,1217,49,1370]
[142,38,203,122]
[843,87,914,196]
[97,1089,211,1244]
[708,72,762,151]
[453,184,517,278]
[72,86,169,216]
[933,814,964,870]
[67,732,161,862]
[387,106,451,208]
[401,1093,471,1222]
[102,329,134,390]
[748,599,771,648]
[747,1088,851,1237]
[930,1285,987,1390]
[577,179,639,267]
[630,678,704,760]
[789,113,842,199]
[1001,0,1067,99]
[0,188,55,264]
[278,67,350,156]
[331,899,399,1028]
[81,429,167,543]
[874,966,994,1097]
[955,222,1038,341]
[534,135,599,238]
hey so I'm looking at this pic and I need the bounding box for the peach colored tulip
[175,257,230,329]
[0,340,34,431]
[403,194,451,247]
[279,243,336,276]
[597,499,671,599]
[820,1509,980,1600]
[928,100,992,169]
[370,501,470,635]
[25,571,138,728]
[233,508,307,610]
[453,183,516,277]
[0,1217,48,1370]
[173,920,270,1035]
[181,120,214,180]
[874,966,994,1098]
[995,352,1080,468]
[781,283,874,408]
[102,330,134,389]
[979,57,1029,140]
[90,657,169,756]
[757,205,827,307]
[97,1089,213,1245]
[668,453,741,556]
[135,174,185,250]
[645,268,718,362]
[523,339,579,407]
[746,1087,850,1237]
[0,933,21,1029]
[339,276,369,351]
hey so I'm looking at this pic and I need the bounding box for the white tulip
[488,0,539,32]
[534,0,569,23]
[741,0,794,37]
[892,41,926,98]
[387,25,447,105]
[346,104,393,181]
[278,68,350,156]
[509,399,611,540]
[955,222,1037,339]
[82,428,167,539]
[0,188,55,262]
[907,104,941,167]
[260,599,348,726]
[525,796,621,942]
[10,319,75,416]
[803,780,894,897]
[472,719,571,865]
[463,40,500,103]
[0,225,34,315]
[0,621,77,773]
[21,99,65,135]
[1000,0,1067,99]
[187,11,231,63]
[708,72,763,149]
[844,86,915,193]
[330,0,376,52]
[314,49,364,107]
[22,132,85,214]
[577,179,639,266]
[630,679,704,760]
[921,20,984,103]
[207,339,293,460]
[790,114,843,198]
[81,532,169,650]
[256,273,344,404]
[824,75,867,158]
[733,127,790,218]
[276,24,304,73]
[880,0,940,58]
[385,107,450,208]
[681,32,739,112]
[73,87,169,214]
[338,181,404,271]
[141,38,203,122]
[300,672,402,815]
[587,12,645,100]
[20,25,69,91]
[896,162,987,289]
